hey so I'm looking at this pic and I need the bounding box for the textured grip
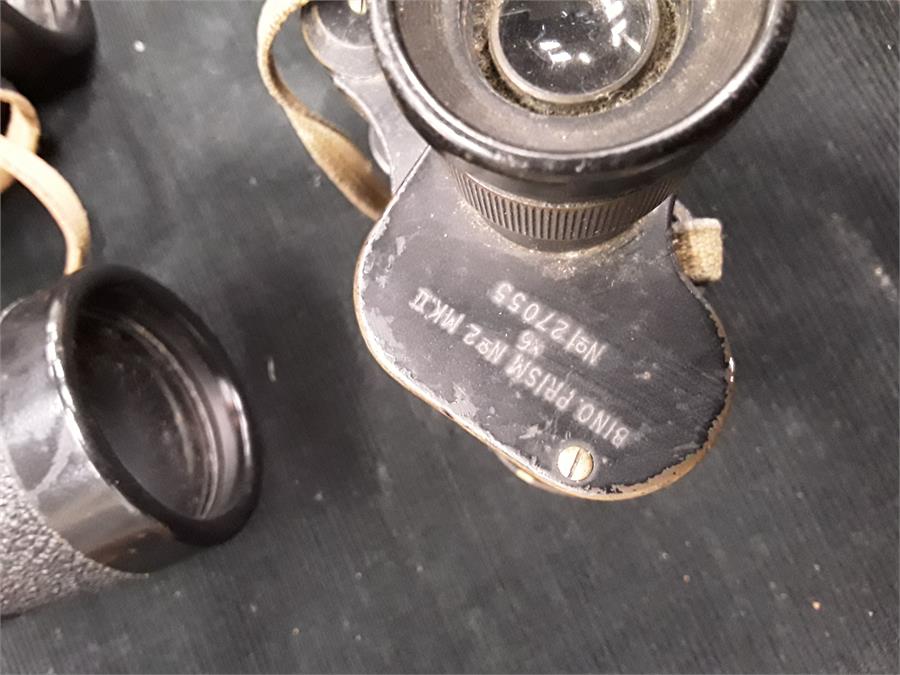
[453,167,678,246]
[0,446,137,615]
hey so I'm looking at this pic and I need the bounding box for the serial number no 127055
[490,281,607,367]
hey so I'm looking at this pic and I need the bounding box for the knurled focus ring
[452,167,678,247]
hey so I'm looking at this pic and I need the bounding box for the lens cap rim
[49,265,259,549]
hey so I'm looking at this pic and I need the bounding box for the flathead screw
[348,0,368,14]
[557,445,594,482]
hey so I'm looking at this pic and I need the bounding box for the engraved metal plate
[355,152,732,499]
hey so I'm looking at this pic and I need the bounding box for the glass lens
[491,0,659,105]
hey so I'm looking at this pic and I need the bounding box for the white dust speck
[354,634,362,642]
[133,40,146,53]
[376,462,392,492]
[291,627,300,636]
[873,265,895,293]
[450,384,477,418]
[416,564,424,573]
[313,491,324,502]
[811,600,822,611]
[249,603,258,614]
[248,176,258,187]
[266,356,277,382]
[354,571,362,580]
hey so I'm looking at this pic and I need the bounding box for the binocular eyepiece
[370,0,794,248]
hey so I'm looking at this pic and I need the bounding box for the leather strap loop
[257,0,390,220]
[0,88,90,275]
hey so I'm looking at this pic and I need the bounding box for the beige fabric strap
[257,0,390,220]
[0,89,40,194]
[0,89,90,274]
[672,218,723,284]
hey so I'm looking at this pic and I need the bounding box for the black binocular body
[304,0,794,498]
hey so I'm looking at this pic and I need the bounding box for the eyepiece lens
[490,0,659,105]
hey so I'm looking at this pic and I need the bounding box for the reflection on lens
[490,0,659,105]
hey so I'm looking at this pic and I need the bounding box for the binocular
[1,0,794,614]
[304,0,793,496]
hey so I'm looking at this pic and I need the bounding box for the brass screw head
[557,445,594,482]
[348,0,368,14]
